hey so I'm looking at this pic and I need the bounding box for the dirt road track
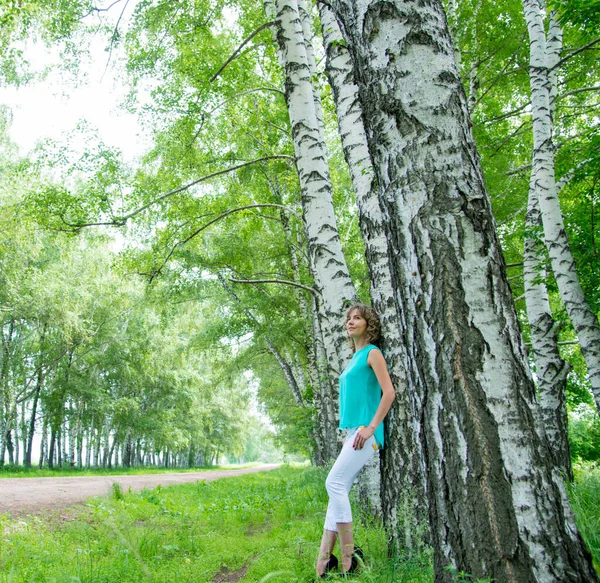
[0,464,280,516]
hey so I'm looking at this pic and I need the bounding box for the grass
[0,463,263,479]
[1,463,599,582]
[571,462,600,571]
[0,465,431,583]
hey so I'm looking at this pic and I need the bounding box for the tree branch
[487,120,531,157]
[101,0,131,81]
[556,158,594,193]
[82,0,124,19]
[471,34,528,110]
[147,204,298,282]
[505,163,531,177]
[210,21,276,82]
[553,36,600,70]
[62,155,295,230]
[482,101,530,125]
[558,85,600,101]
[230,278,320,296]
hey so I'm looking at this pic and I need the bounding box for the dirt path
[0,464,280,516]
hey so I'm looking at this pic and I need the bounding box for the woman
[316,303,395,577]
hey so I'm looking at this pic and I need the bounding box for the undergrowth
[571,462,600,571]
[1,463,599,582]
[0,465,432,582]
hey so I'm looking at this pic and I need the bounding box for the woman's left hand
[353,426,374,450]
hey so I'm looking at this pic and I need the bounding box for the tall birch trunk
[264,0,357,379]
[523,5,571,479]
[319,2,427,546]
[524,0,600,413]
[330,1,598,581]
[524,186,571,479]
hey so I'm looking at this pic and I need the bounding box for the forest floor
[0,463,280,516]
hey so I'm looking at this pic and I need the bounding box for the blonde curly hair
[345,303,381,350]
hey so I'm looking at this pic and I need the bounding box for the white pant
[324,427,377,532]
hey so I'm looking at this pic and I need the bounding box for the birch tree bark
[310,293,339,463]
[524,186,571,479]
[329,0,598,581]
[524,0,600,413]
[264,0,357,380]
[523,5,571,479]
[319,2,428,547]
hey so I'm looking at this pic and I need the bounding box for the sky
[0,3,147,163]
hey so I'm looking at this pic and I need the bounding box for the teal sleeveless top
[339,344,384,448]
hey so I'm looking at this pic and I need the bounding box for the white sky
[0,5,148,163]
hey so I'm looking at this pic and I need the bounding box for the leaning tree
[329,0,599,581]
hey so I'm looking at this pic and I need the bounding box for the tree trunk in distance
[524,0,600,413]
[330,0,598,581]
[5,429,14,465]
[48,428,57,469]
[319,1,428,547]
[39,416,48,468]
[25,373,43,467]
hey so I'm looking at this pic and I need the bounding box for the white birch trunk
[330,0,598,580]
[524,0,600,412]
[546,10,561,117]
[286,349,307,397]
[523,4,571,479]
[14,403,20,466]
[296,0,326,136]
[266,340,305,405]
[265,0,357,379]
[39,415,48,468]
[319,2,427,545]
[68,401,76,467]
[524,185,571,478]
[310,293,340,463]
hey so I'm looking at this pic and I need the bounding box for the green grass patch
[3,463,598,582]
[571,462,600,571]
[0,463,262,479]
[0,465,432,582]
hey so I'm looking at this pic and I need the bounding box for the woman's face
[346,309,367,339]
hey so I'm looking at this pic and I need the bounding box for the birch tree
[523,0,600,415]
[522,5,571,478]
[264,0,357,380]
[329,0,599,580]
[318,2,427,546]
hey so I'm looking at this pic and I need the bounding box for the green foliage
[0,0,98,84]
[550,0,600,32]
[570,462,600,569]
[569,404,600,462]
[111,482,125,501]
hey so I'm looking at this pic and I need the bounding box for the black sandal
[317,553,339,578]
[340,548,363,576]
